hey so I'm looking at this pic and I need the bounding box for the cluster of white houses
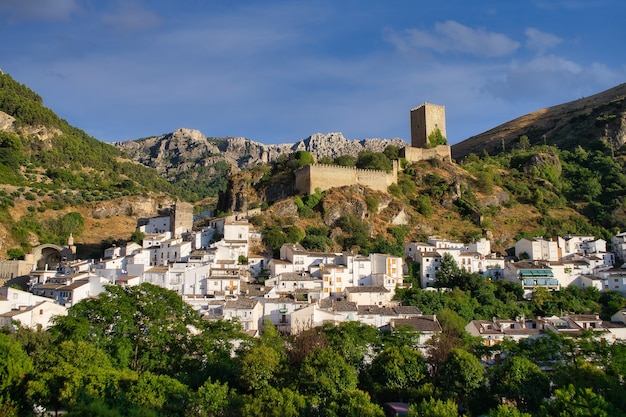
[4,203,626,348]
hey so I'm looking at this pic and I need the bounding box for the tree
[364,345,427,403]
[51,283,241,382]
[334,155,356,167]
[6,247,25,260]
[539,384,613,417]
[322,389,385,417]
[288,151,315,169]
[188,378,231,417]
[0,333,33,415]
[490,356,550,413]
[237,344,281,392]
[408,398,459,417]
[241,386,307,417]
[437,348,486,405]
[435,253,462,288]
[488,405,532,417]
[297,347,358,401]
[130,230,146,245]
[356,150,393,172]
[27,340,122,414]
[126,372,190,417]
[427,128,447,147]
[321,321,379,368]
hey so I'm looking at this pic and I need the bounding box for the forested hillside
[0,73,181,257]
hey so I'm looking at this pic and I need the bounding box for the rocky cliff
[116,129,409,175]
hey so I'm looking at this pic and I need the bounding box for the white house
[404,241,436,262]
[223,298,264,334]
[0,300,67,330]
[53,275,108,306]
[344,286,392,306]
[138,215,170,235]
[266,272,322,293]
[0,287,51,310]
[416,250,442,288]
[356,305,422,329]
[262,296,311,334]
[207,261,241,297]
[612,232,626,264]
[502,261,559,297]
[595,266,626,294]
[515,238,559,262]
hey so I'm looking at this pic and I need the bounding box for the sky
[0,1,625,146]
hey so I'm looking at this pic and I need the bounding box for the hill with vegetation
[0,73,179,258]
[1,71,626,260]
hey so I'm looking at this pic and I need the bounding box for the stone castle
[294,103,452,194]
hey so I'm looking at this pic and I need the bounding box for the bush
[7,247,25,260]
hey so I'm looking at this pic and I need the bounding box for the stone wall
[295,162,398,194]
[401,144,451,163]
[0,260,35,286]
[410,103,447,148]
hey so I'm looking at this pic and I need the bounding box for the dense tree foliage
[3,283,626,416]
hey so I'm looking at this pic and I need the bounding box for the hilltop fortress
[295,103,452,194]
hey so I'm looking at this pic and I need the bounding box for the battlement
[401,144,451,163]
[294,162,398,194]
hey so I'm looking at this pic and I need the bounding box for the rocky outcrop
[0,111,15,131]
[116,130,409,174]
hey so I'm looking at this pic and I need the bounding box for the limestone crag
[116,130,409,175]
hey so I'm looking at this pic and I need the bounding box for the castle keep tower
[410,103,446,148]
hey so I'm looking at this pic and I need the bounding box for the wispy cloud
[101,2,161,33]
[525,28,562,53]
[482,55,621,102]
[386,20,520,58]
[0,0,81,21]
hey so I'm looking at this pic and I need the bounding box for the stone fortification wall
[0,260,35,286]
[295,163,397,194]
[401,144,451,163]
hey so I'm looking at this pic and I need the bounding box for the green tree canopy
[355,150,393,172]
[0,333,33,415]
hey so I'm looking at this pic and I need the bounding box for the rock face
[116,129,409,175]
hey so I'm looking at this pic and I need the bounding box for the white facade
[404,242,435,262]
[0,287,51,311]
[54,275,108,306]
[468,238,491,256]
[344,286,392,306]
[370,253,403,286]
[138,216,171,235]
[223,298,263,332]
[515,238,559,262]
[0,300,67,330]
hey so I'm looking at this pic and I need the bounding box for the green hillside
[0,73,179,256]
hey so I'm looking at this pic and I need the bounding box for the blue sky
[1,0,624,145]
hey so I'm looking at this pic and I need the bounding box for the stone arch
[31,244,65,270]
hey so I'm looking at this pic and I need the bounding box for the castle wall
[401,144,451,163]
[0,260,35,286]
[294,163,397,194]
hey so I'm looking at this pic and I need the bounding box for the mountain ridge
[452,83,626,160]
[115,129,409,173]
